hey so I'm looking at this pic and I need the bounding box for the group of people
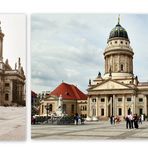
[110,115,121,125]
[74,113,84,125]
[110,113,143,129]
[125,113,139,129]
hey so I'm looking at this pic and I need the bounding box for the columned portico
[132,95,136,114]
[96,96,99,117]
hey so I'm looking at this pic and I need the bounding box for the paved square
[0,107,26,141]
[32,121,148,140]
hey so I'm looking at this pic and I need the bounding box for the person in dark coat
[125,114,131,129]
[134,114,139,129]
[110,116,113,125]
[75,113,79,125]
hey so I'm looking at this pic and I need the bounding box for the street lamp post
[45,103,50,123]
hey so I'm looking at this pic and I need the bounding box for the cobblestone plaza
[32,121,148,140]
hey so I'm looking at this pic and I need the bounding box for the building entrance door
[128,108,131,114]
[108,105,110,117]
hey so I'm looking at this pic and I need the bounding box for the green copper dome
[108,22,129,41]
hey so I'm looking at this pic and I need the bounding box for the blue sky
[31,14,148,93]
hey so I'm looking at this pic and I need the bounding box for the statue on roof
[98,72,101,78]
[15,62,17,70]
[5,59,8,64]
[109,67,112,77]
[89,79,91,85]
[118,14,120,24]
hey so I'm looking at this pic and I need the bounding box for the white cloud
[31,14,148,93]
[0,14,26,72]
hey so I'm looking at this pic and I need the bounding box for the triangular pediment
[44,95,58,101]
[91,79,131,91]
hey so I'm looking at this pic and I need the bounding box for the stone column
[111,96,113,116]
[96,96,99,117]
[117,54,119,72]
[10,80,13,103]
[131,58,133,73]
[0,38,3,62]
[105,57,107,73]
[105,96,108,117]
[132,95,136,114]
[122,95,125,117]
[111,55,113,71]
[87,97,90,117]
[113,95,116,116]
[144,95,147,115]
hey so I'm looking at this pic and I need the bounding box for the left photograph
[0,14,26,140]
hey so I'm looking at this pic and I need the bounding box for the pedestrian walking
[74,113,79,125]
[133,114,139,129]
[112,116,115,124]
[125,114,131,129]
[139,116,142,124]
[110,116,113,125]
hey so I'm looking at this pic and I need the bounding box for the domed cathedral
[0,23,26,106]
[87,16,148,121]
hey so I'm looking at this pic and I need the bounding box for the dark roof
[50,82,87,100]
[31,91,37,98]
[108,22,129,42]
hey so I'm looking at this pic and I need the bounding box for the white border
[1,0,148,147]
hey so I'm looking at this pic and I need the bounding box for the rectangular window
[49,104,52,112]
[101,98,105,102]
[5,94,9,101]
[139,108,143,115]
[84,105,87,111]
[101,108,104,116]
[42,105,44,114]
[5,83,10,87]
[118,108,122,116]
[92,98,96,102]
[63,104,67,113]
[71,104,74,113]
[118,98,122,102]
[80,106,83,111]
[139,98,143,102]
[127,98,131,101]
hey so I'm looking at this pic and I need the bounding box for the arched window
[101,108,104,116]
[71,104,74,113]
[49,104,52,111]
[63,104,66,113]
[128,108,131,115]
[120,64,124,71]
[5,94,9,101]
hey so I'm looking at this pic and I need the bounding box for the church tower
[103,16,134,81]
[0,22,4,71]
[0,22,4,62]
[87,16,148,121]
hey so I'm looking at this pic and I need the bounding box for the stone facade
[39,97,87,118]
[87,18,148,120]
[0,24,25,106]
[39,82,87,118]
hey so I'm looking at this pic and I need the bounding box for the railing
[32,115,75,125]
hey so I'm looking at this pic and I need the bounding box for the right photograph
[31,14,148,140]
